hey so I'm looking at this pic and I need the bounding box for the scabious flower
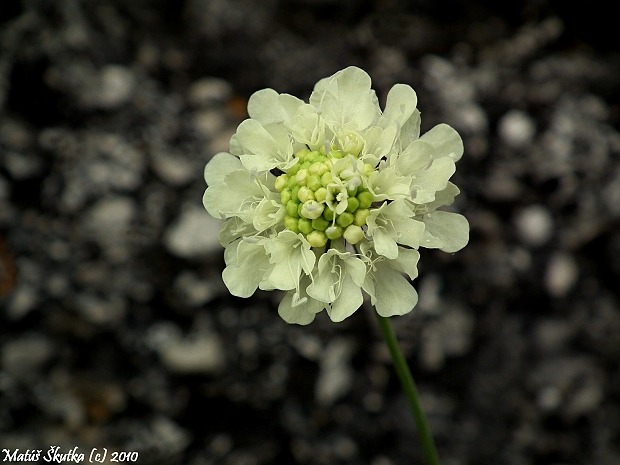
[203,67,469,325]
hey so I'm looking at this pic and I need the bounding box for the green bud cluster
[276,147,374,247]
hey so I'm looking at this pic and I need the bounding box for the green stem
[375,313,441,465]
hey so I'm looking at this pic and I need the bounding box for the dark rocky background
[1,1,620,464]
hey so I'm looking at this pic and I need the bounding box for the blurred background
[1,1,619,464]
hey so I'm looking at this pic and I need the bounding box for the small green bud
[286,201,299,218]
[284,216,299,232]
[314,187,327,202]
[287,176,297,188]
[307,230,328,248]
[295,169,308,185]
[295,148,310,160]
[298,218,313,235]
[301,161,312,170]
[306,175,321,191]
[354,208,370,226]
[346,197,360,213]
[291,186,300,202]
[311,217,329,231]
[343,224,364,244]
[297,186,315,203]
[325,225,343,240]
[323,207,334,221]
[357,190,373,209]
[274,175,288,191]
[280,189,291,204]
[300,200,324,220]
[307,152,320,163]
[288,163,300,175]
[321,172,333,185]
[337,212,354,228]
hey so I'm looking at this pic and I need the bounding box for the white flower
[203,66,469,324]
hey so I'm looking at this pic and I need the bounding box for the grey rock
[1,335,53,376]
[544,252,579,298]
[188,78,232,106]
[315,338,355,406]
[514,205,554,247]
[164,205,223,258]
[498,110,536,148]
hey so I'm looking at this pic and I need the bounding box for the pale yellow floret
[307,230,328,248]
[343,224,364,244]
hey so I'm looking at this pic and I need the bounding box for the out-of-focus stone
[1,335,53,376]
[173,271,219,307]
[98,65,136,109]
[514,205,554,246]
[544,252,579,297]
[3,152,42,180]
[150,150,197,186]
[164,205,222,258]
[83,196,136,261]
[315,338,354,406]
[159,335,224,374]
[188,78,232,107]
[498,110,536,148]
[147,321,225,374]
[192,110,226,139]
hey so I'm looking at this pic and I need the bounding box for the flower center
[275,145,374,248]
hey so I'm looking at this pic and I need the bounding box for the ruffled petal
[363,126,397,166]
[371,262,419,317]
[204,152,243,187]
[421,211,469,253]
[290,104,327,151]
[264,231,315,291]
[310,66,380,132]
[202,170,264,219]
[218,217,258,246]
[397,109,421,150]
[411,157,456,204]
[222,239,272,298]
[361,251,418,317]
[327,274,364,322]
[248,88,304,127]
[396,139,435,176]
[424,182,460,212]
[235,119,294,172]
[420,123,464,162]
[379,84,418,129]
[278,276,324,325]
[389,247,420,280]
[368,166,411,201]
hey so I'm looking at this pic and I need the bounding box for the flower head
[203,67,469,324]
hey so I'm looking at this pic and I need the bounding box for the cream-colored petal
[222,239,272,298]
[420,123,464,162]
[204,152,243,187]
[396,139,435,176]
[310,66,380,132]
[248,88,304,127]
[235,119,294,172]
[421,211,469,253]
[327,274,364,322]
[379,83,418,129]
[411,157,456,204]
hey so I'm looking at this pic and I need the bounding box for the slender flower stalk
[375,313,440,465]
